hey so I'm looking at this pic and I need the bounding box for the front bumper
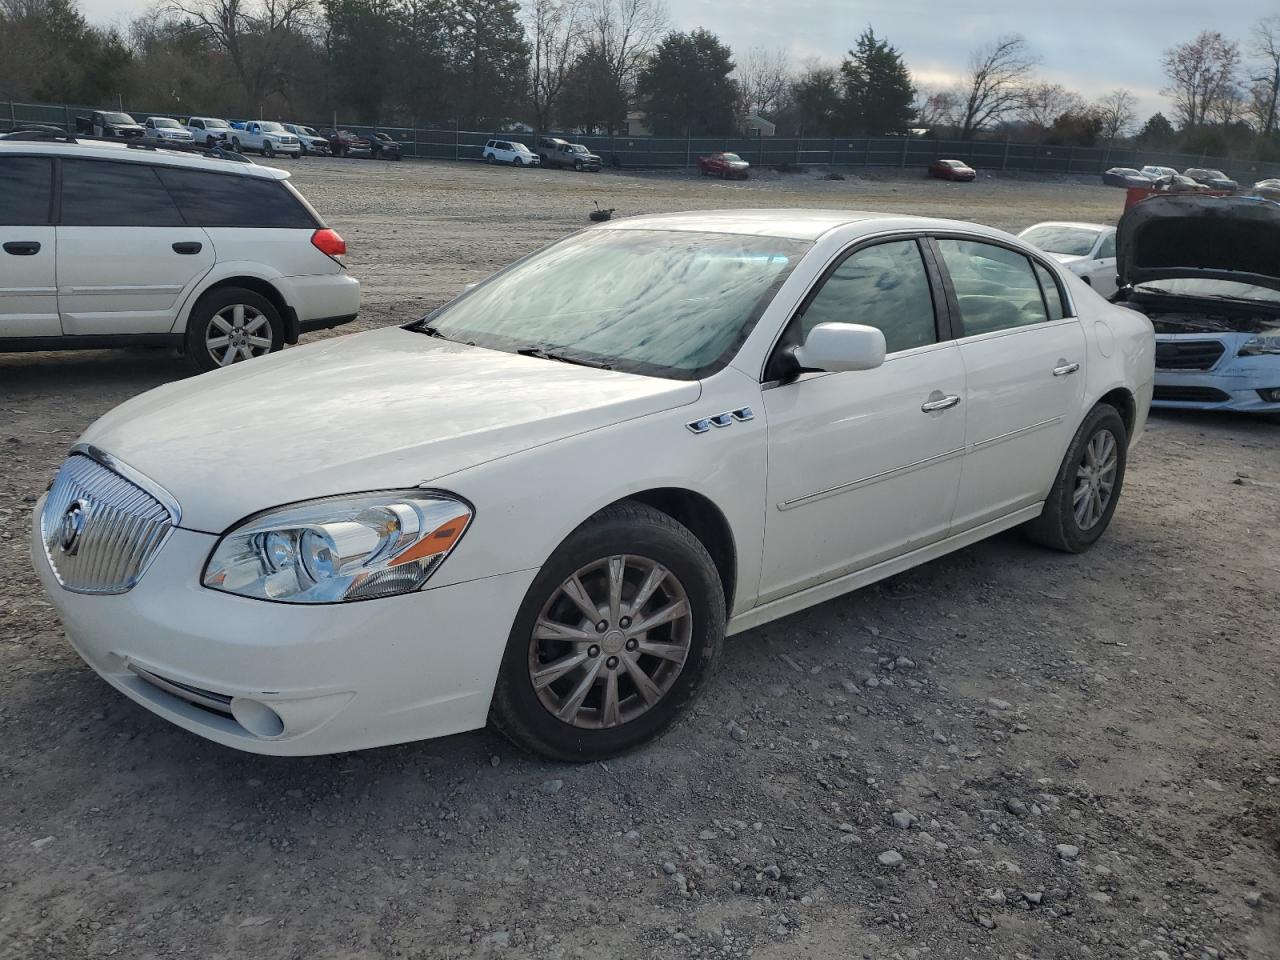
[1152,351,1280,413]
[32,510,536,755]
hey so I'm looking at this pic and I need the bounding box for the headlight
[1239,336,1280,356]
[203,491,472,603]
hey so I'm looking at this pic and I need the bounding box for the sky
[78,0,1273,121]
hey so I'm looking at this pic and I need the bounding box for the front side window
[154,167,316,229]
[795,239,937,353]
[416,229,809,379]
[60,160,184,227]
[0,157,53,225]
[936,238,1049,336]
[1098,232,1116,259]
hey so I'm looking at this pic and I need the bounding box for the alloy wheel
[205,304,273,367]
[1073,428,1118,530]
[528,555,693,729]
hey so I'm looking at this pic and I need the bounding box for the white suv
[0,139,360,371]
[483,139,539,166]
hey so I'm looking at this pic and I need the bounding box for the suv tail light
[311,228,346,259]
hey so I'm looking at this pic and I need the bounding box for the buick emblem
[60,500,88,555]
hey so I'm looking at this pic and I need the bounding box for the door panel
[0,227,59,337]
[759,343,967,603]
[953,320,1086,530]
[56,227,213,334]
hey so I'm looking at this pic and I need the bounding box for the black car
[1101,167,1154,189]
[370,133,403,161]
[1183,168,1238,193]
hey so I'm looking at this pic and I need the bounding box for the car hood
[1117,195,1280,291]
[80,326,701,533]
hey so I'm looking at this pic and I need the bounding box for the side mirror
[793,322,887,373]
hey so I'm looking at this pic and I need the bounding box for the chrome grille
[40,452,177,594]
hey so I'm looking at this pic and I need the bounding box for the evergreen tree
[637,29,737,135]
[1135,112,1176,147]
[839,27,915,133]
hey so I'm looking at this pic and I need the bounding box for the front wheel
[1024,404,1128,552]
[263,142,274,158]
[185,287,283,373]
[574,160,583,171]
[489,502,726,762]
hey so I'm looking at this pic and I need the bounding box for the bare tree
[1161,30,1239,130]
[527,0,585,129]
[1095,88,1138,141]
[587,0,665,128]
[1249,15,1280,137]
[735,47,790,118]
[914,85,959,130]
[956,34,1037,139]
[165,0,314,111]
[1017,82,1084,130]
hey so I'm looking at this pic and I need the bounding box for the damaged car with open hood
[1116,194,1280,414]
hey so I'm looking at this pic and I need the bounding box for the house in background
[742,114,776,137]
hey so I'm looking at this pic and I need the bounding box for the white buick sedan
[31,210,1155,760]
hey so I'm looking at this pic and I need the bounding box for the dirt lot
[1,161,1278,960]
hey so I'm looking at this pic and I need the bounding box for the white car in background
[283,124,330,156]
[483,139,540,166]
[30,209,1153,761]
[0,139,359,371]
[183,116,234,149]
[141,117,195,148]
[1018,222,1118,298]
[1116,194,1280,413]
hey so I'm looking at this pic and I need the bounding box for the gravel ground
[1,160,1278,960]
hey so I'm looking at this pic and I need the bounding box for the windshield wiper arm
[516,346,612,370]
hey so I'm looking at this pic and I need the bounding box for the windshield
[1136,278,1280,303]
[203,119,230,129]
[569,144,590,154]
[104,112,134,125]
[258,121,284,132]
[152,118,180,128]
[299,126,317,136]
[721,153,743,162]
[416,229,809,379]
[1020,225,1100,257]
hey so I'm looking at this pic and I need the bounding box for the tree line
[1,0,1277,159]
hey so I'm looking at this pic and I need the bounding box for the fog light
[1258,388,1280,403]
[230,698,285,738]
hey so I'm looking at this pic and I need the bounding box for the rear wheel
[490,502,725,761]
[1025,404,1128,552]
[185,287,283,373]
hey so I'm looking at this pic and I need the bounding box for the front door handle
[172,241,203,255]
[3,241,41,256]
[921,393,961,413]
[1053,361,1081,377]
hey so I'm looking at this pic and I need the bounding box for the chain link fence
[6,99,1279,181]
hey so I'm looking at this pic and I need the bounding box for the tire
[184,286,284,374]
[1024,404,1128,553]
[574,160,583,171]
[489,501,726,762]
[263,142,274,158]
[206,135,217,149]
[231,136,241,151]
[485,153,495,163]
[514,156,523,166]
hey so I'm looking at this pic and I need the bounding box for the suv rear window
[154,167,317,228]
[0,157,53,225]
[61,159,184,226]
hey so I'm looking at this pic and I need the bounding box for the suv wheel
[263,142,274,158]
[186,287,284,373]
[574,159,583,171]
[206,135,217,149]
[490,502,726,761]
[231,136,241,150]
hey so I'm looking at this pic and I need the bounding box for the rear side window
[797,240,937,353]
[936,238,1049,336]
[0,157,53,225]
[1034,262,1066,320]
[60,159,184,227]
[154,168,317,228]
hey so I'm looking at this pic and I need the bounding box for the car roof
[1021,221,1113,234]
[601,208,1028,242]
[0,140,290,180]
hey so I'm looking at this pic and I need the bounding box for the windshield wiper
[413,323,455,341]
[516,346,612,370]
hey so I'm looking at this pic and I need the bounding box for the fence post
[1001,139,1010,172]
[7,101,13,131]
[831,137,837,167]
[454,120,459,161]
[685,135,691,170]
[901,136,908,168]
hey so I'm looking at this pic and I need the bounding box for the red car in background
[698,151,750,179]
[929,158,976,181]
[321,128,372,158]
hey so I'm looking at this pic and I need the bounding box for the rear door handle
[1053,362,1080,377]
[172,242,203,255]
[3,241,41,256]
[921,393,961,413]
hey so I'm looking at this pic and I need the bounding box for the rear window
[61,159,184,227]
[0,157,53,225]
[154,167,317,228]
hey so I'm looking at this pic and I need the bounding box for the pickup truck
[184,116,235,148]
[74,111,145,140]
[536,137,602,171]
[229,120,302,158]
[141,116,196,148]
